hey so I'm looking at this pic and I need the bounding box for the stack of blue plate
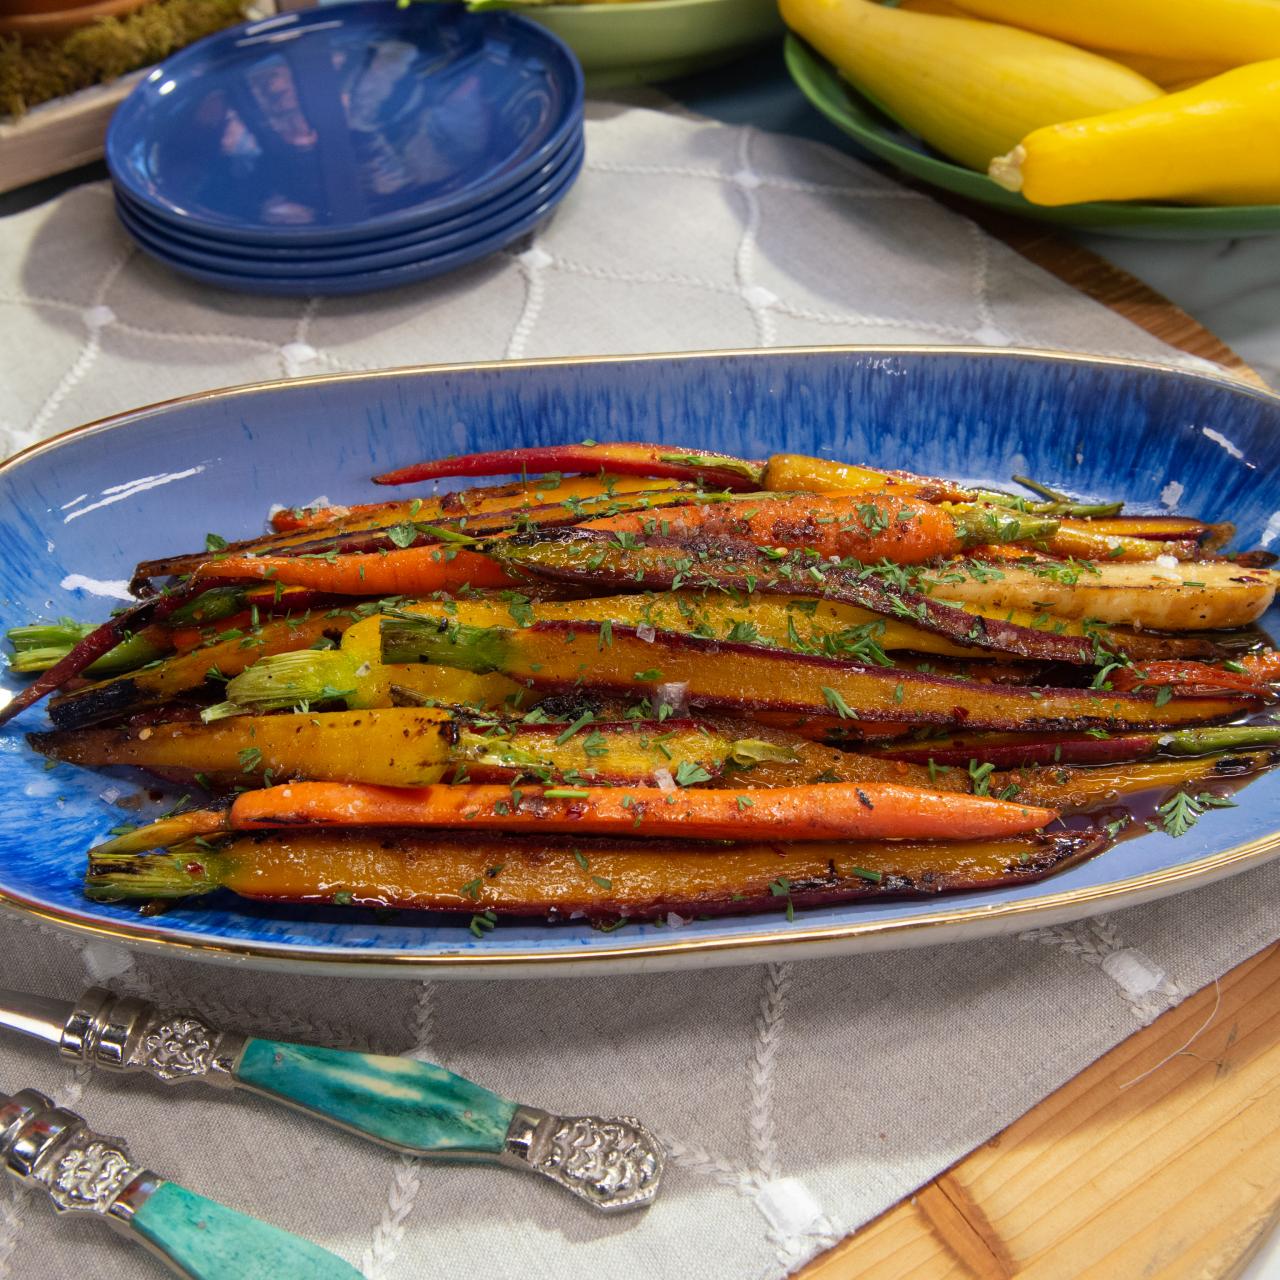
[105,2,585,296]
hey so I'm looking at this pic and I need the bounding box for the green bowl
[481,0,784,88]
[783,33,1280,240]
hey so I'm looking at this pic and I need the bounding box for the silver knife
[1,1086,362,1278]
[0,986,662,1213]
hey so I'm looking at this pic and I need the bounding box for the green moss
[1,0,251,119]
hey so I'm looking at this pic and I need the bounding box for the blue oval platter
[3,348,1280,976]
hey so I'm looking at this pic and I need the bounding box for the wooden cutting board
[798,235,1275,1280]
[799,941,1280,1280]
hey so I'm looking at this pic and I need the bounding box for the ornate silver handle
[60,987,244,1088]
[502,1106,664,1213]
[0,1089,364,1278]
[0,1089,156,1223]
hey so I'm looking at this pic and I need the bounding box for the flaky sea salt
[655,681,689,717]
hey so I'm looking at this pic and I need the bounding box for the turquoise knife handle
[130,1181,361,1280]
[0,1088,360,1280]
[56,987,666,1211]
[234,1038,518,1155]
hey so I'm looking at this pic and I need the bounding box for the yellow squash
[989,60,1280,206]
[944,0,1280,65]
[1095,50,1235,91]
[778,0,1162,170]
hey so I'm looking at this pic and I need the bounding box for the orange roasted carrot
[228,779,1056,840]
[576,494,1055,563]
[194,547,514,595]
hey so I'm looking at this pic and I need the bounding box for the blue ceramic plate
[114,134,583,278]
[114,142,583,296]
[3,348,1280,977]
[106,2,584,246]
[115,125,583,261]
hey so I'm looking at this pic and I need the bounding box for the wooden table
[800,237,1277,1280]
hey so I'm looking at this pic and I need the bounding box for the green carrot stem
[379,619,509,673]
[6,624,164,676]
[90,810,228,857]
[86,843,227,901]
[221,650,358,713]
[1161,725,1280,756]
[1008,476,1124,518]
[166,587,248,627]
[1013,475,1071,504]
[949,506,1059,548]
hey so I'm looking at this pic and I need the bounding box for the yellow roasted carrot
[921,560,1276,630]
[84,829,1105,919]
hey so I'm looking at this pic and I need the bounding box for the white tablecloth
[2,101,1278,1280]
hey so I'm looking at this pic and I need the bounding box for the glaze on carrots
[194,547,516,595]
[84,828,1107,920]
[119,779,1058,845]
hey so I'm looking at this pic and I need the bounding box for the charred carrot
[1008,750,1276,813]
[216,778,1059,840]
[138,486,708,585]
[1046,523,1199,563]
[268,474,694,533]
[380,617,1254,731]
[84,828,1106,919]
[1074,516,1215,543]
[373,442,764,490]
[760,455,1121,517]
[488,534,1204,665]
[0,585,200,728]
[31,710,739,789]
[759,454,973,502]
[194,546,514,595]
[866,724,1280,768]
[47,612,353,730]
[576,494,1058,563]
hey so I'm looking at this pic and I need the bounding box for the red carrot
[373,443,763,490]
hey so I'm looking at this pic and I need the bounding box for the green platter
[474,0,784,89]
[783,33,1280,240]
